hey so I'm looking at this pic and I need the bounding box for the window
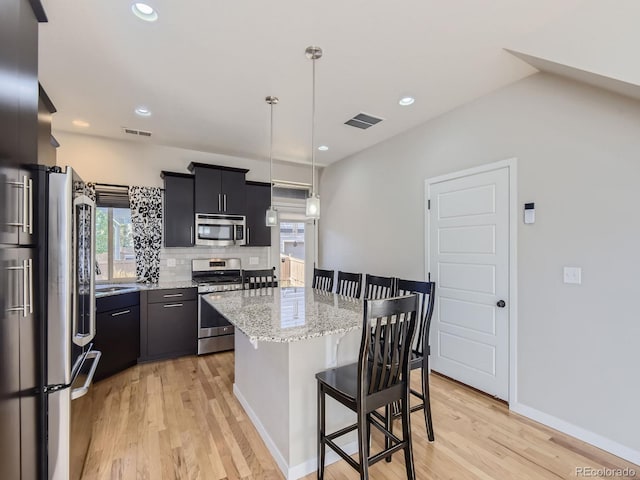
[95,188,136,282]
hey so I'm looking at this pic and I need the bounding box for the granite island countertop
[203,287,363,343]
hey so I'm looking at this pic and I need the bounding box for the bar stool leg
[317,383,326,479]
[401,396,416,480]
[357,409,369,479]
[385,404,393,462]
[422,360,435,442]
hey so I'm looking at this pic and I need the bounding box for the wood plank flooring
[82,353,639,479]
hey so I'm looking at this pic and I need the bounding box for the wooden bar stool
[312,268,334,292]
[241,268,276,290]
[364,274,395,300]
[392,279,436,442]
[336,271,362,298]
[316,294,419,480]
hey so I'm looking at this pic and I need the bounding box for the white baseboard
[233,383,359,480]
[510,402,640,466]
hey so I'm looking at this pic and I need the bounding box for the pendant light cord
[270,99,274,207]
[311,55,316,196]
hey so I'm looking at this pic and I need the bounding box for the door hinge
[428,272,431,282]
[427,199,431,210]
[42,384,66,394]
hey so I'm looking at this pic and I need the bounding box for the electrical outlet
[563,266,582,285]
[166,258,177,268]
[249,256,259,265]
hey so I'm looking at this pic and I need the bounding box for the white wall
[318,73,640,459]
[54,131,315,188]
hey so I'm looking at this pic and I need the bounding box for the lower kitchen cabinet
[140,288,198,361]
[94,292,140,381]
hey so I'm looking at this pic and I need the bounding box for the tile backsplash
[159,246,271,282]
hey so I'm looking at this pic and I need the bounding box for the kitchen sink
[96,286,135,293]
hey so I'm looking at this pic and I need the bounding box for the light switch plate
[563,266,582,285]
[249,256,259,265]
[166,258,176,267]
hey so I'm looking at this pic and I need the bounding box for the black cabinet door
[147,300,197,358]
[245,182,271,246]
[220,170,246,215]
[163,173,194,247]
[0,248,22,480]
[193,167,223,213]
[93,305,140,381]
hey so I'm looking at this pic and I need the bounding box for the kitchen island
[204,287,364,479]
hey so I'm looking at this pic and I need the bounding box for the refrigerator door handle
[26,175,33,234]
[70,350,101,400]
[27,257,33,314]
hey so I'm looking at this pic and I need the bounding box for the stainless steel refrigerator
[1,165,101,480]
[46,166,101,480]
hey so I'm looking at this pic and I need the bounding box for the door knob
[496,300,506,308]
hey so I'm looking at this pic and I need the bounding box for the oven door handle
[70,350,101,400]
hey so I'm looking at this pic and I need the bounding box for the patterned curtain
[128,186,162,283]
[84,182,96,202]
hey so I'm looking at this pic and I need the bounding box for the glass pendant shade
[305,194,320,219]
[265,206,279,227]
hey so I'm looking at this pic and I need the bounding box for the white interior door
[428,165,510,400]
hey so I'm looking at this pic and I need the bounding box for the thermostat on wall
[524,203,535,224]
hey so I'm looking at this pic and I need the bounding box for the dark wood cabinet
[1,0,46,478]
[0,247,38,480]
[37,85,57,168]
[94,292,140,382]
[140,288,197,361]
[161,172,194,247]
[188,163,248,215]
[245,181,272,247]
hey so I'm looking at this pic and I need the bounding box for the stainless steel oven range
[193,258,243,355]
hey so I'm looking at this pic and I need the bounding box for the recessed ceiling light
[318,145,329,151]
[131,3,158,22]
[72,120,90,128]
[135,107,152,117]
[398,96,415,106]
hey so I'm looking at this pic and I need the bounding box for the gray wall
[318,72,640,454]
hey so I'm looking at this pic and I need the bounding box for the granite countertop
[203,287,363,343]
[95,280,197,298]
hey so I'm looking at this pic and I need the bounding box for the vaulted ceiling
[40,0,594,167]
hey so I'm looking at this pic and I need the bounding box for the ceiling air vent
[122,127,152,137]
[344,112,383,130]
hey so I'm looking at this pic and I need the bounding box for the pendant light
[305,46,322,219]
[265,95,279,227]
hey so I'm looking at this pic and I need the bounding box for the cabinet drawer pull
[111,310,131,317]
[163,303,183,308]
[163,293,183,298]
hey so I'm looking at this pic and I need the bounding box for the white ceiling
[39,0,586,167]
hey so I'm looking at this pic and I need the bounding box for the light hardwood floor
[81,353,639,479]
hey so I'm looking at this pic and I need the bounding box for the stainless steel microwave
[195,213,246,246]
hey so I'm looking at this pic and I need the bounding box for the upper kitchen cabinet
[188,163,248,215]
[161,171,194,247]
[245,181,272,247]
